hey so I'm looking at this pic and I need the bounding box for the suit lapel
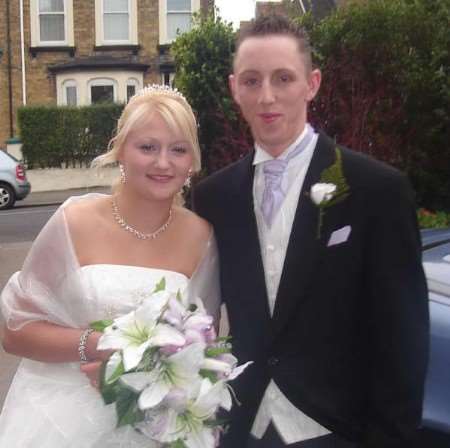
[228,154,272,328]
[272,133,337,336]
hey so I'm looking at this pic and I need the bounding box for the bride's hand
[80,361,103,389]
[85,331,114,362]
[80,331,115,390]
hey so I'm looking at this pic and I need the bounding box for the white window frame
[62,79,78,106]
[159,0,200,45]
[88,78,118,104]
[30,0,74,47]
[95,0,138,46]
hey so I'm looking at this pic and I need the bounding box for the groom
[193,14,429,448]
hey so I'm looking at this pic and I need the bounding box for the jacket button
[267,356,279,366]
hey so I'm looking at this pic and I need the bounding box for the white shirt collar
[253,125,309,166]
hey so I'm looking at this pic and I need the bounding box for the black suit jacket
[192,133,429,448]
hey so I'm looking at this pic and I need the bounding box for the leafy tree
[294,0,450,209]
[171,12,252,174]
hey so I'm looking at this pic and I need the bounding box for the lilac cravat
[261,124,315,227]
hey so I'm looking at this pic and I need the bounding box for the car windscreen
[0,150,19,163]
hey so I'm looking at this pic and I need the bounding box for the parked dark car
[418,228,450,447]
[0,150,31,210]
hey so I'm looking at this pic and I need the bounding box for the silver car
[0,150,31,210]
[419,228,450,446]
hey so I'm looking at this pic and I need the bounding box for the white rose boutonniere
[310,148,350,239]
[310,183,337,205]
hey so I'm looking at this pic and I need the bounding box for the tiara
[133,84,186,101]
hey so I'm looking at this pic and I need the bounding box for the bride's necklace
[111,197,172,240]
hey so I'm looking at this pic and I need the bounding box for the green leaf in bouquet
[105,358,125,385]
[199,369,219,383]
[116,387,145,427]
[205,346,231,357]
[90,319,114,332]
[100,360,127,404]
[153,277,166,294]
[169,440,188,448]
[101,379,121,405]
[136,346,159,371]
[100,362,120,404]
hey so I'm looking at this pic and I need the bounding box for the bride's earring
[119,164,126,184]
[183,169,193,189]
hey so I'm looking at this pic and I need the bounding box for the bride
[0,85,220,447]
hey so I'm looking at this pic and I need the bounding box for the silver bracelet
[78,328,94,363]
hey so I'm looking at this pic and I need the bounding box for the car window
[0,150,18,162]
[423,241,450,300]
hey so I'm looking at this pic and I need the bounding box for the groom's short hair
[235,14,313,72]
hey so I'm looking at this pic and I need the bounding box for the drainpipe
[5,0,14,137]
[299,0,307,14]
[19,0,27,105]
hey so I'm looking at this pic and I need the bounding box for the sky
[215,0,282,29]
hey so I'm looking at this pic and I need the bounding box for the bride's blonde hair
[93,85,201,202]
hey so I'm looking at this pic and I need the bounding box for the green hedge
[18,104,124,168]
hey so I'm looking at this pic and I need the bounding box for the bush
[296,0,450,210]
[417,209,450,229]
[18,104,124,168]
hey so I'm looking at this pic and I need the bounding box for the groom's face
[229,34,321,157]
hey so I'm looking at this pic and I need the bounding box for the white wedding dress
[0,195,221,447]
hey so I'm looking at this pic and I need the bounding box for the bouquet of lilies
[91,278,252,448]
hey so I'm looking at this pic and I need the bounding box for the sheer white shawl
[1,194,221,331]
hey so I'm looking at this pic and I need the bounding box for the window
[159,0,199,44]
[103,0,129,42]
[66,86,77,105]
[167,0,191,41]
[127,85,136,101]
[95,0,137,45]
[38,0,65,42]
[30,0,74,47]
[88,78,117,104]
[91,85,114,103]
[126,78,139,102]
[161,72,175,87]
[62,80,77,106]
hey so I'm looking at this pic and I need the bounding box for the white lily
[137,378,229,448]
[191,377,232,415]
[121,342,206,410]
[97,292,185,370]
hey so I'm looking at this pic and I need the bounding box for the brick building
[0,0,213,147]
